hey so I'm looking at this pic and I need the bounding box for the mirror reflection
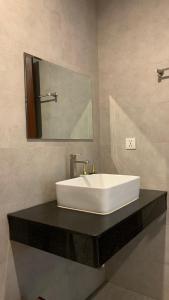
[24,53,93,140]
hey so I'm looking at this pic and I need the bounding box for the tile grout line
[86,281,108,300]
[108,281,158,300]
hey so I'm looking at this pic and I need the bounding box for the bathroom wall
[97,0,169,189]
[39,61,93,139]
[0,1,105,299]
[97,0,169,299]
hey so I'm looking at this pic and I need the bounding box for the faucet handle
[83,164,88,175]
[92,163,96,174]
[88,163,96,175]
[70,153,80,159]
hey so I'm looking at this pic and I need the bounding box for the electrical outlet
[125,137,136,150]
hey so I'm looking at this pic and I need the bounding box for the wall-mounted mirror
[24,53,93,140]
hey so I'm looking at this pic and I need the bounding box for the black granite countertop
[8,189,167,268]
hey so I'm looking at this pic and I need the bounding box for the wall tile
[98,0,169,194]
[97,1,169,299]
[11,242,105,300]
[105,216,169,300]
[0,262,7,300]
[0,0,103,299]
[91,282,155,300]
[108,256,169,300]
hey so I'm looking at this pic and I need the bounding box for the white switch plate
[125,137,136,150]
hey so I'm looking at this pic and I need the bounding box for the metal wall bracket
[38,92,58,103]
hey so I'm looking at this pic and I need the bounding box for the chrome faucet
[70,154,89,178]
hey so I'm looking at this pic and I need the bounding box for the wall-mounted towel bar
[38,92,58,103]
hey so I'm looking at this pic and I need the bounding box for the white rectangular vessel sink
[56,174,140,215]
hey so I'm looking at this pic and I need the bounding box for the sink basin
[56,174,140,215]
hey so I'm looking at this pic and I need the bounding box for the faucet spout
[70,154,89,178]
[75,160,89,164]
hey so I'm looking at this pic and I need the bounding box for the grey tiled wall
[97,0,169,299]
[0,1,104,299]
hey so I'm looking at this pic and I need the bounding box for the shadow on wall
[99,98,118,174]
[106,214,167,300]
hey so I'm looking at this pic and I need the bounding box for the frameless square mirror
[24,53,93,140]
